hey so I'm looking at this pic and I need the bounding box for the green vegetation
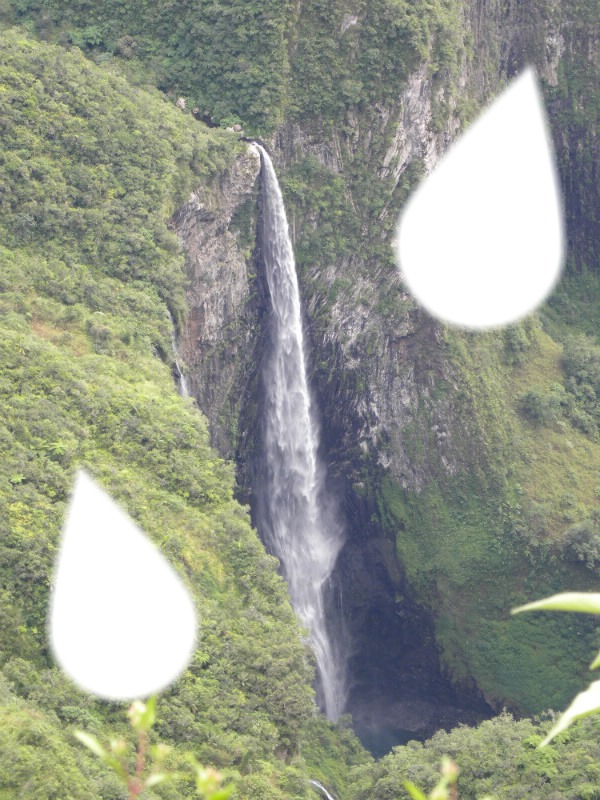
[5,0,296,133]
[288,0,468,124]
[513,591,600,745]
[75,696,234,799]
[281,156,359,272]
[0,30,331,798]
[299,715,373,798]
[349,713,600,800]
[1,0,599,796]
[0,28,241,323]
[544,272,600,341]
[376,471,600,715]
[562,334,600,439]
[0,674,122,800]
[352,583,600,800]
[5,0,469,134]
[367,315,600,717]
[515,323,600,441]
[403,757,462,800]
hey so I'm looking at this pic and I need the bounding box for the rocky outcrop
[172,145,261,458]
[261,0,597,497]
[173,0,594,498]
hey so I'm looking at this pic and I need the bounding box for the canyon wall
[174,0,600,737]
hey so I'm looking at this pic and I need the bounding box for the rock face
[267,0,596,491]
[266,2,598,728]
[173,146,261,459]
[269,105,495,496]
[175,0,597,495]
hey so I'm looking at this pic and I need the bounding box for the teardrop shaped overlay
[396,67,564,329]
[49,470,197,700]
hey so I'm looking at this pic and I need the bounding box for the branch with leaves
[75,696,233,800]
[404,757,493,800]
[512,592,600,746]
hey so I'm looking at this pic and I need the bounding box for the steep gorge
[171,0,600,749]
[7,0,598,758]
[2,10,600,794]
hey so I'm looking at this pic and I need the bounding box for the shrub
[563,334,600,393]
[519,385,566,426]
[503,318,540,365]
[561,334,600,438]
[564,511,600,573]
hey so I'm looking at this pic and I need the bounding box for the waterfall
[167,310,189,398]
[254,144,347,721]
[309,780,338,800]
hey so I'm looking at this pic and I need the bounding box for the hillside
[0,30,369,799]
[0,1,600,798]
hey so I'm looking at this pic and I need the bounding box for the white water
[175,357,189,398]
[309,780,337,800]
[167,311,189,398]
[255,145,347,721]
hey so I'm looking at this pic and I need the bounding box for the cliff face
[174,0,600,736]
[270,0,595,494]
[173,147,261,459]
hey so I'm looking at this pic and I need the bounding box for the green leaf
[590,649,600,670]
[210,789,233,800]
[403,780,429,800]
[104,754,129,781]
[128,696,157,732]
[74,731,107,760]
[140,694,157,731]
[540,679,600,746]
[511,592,600,616]
[145,773,168,788]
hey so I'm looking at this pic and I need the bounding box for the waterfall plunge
[254,144,347,721]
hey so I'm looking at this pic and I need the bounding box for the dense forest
[0,0,599,798]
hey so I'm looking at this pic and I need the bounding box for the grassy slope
[382,306,600,716]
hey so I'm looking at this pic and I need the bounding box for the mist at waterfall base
[252,145,348,722]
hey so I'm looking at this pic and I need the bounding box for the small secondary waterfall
[309,780,337,800]
[167,311,189,398]
[254,144,347,721]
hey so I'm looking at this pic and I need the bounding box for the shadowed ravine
[253,144,347,721]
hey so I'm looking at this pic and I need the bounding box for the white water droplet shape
[396,67,564,329]
[49,470,196,699]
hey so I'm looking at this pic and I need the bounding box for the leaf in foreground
[74,731,107,759]
[541,679,600,746]
[403,781,428,800]
[511,592,600,616]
